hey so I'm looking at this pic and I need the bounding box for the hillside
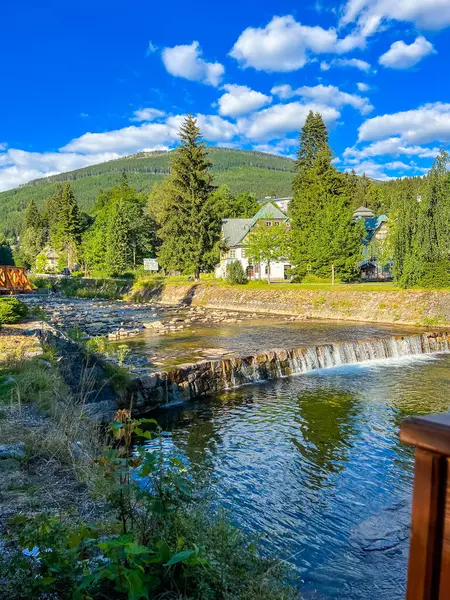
[0,148,296,236]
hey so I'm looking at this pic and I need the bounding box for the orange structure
[0,266,33,294]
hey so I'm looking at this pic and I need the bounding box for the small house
[353,207,392,280]
[215,202,291,280]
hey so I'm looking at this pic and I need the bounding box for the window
[229,249,236,259]
[274,221,280,226]
[241,248,247,258]
[266,221,272,227]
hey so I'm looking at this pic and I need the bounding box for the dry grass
[0,323,41,363]
[0,333,108,533]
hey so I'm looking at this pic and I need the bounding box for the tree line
[6,112,450,288]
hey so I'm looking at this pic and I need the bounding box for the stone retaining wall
[156,284,450,327]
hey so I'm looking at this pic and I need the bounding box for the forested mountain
[0,148,296,236]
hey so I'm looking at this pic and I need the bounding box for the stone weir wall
[128,331,450,413]
[155,284,450,326]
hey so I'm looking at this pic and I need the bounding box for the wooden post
[331,263,335,286]
[400,413,450,599]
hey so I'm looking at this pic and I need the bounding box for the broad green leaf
[165,549,195,566]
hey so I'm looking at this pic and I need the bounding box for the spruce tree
[55,183,83,270]
[295,111,329,177]
[289,114,363,281]
[20,200,46,268]
[157,115,217,278]
[24,199,42,231]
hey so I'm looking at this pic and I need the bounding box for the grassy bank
[0,320,298,599]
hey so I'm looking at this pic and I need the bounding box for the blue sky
[1,0,450,191]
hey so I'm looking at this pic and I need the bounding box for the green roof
[249,201,289,227]
[222,202,289,247]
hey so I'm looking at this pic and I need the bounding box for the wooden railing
[0,266,33,294]
[400,413,450,600]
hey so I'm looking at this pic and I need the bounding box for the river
[150,351,450,599]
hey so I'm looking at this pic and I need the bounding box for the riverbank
[31,276,450,327]
[0,320,299,600]
[0,322,106,545]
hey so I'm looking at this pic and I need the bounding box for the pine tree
[289,115,363,281]
[54,184,83,270]
[295,111,330,178]
[19,200,46,268]
[44,184,63,235]
[157,115,217,278]
[24,199,42,231]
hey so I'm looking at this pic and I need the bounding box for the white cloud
[344,157,429,180]
[358,102,450,144]
[357,82,370,92]
[252,138,297,157]
[217,84,272,118]
[344,159,395,180]
[270,84,296,99]
[238,102,340,141]
[379,36,436,69]
[161,41,224,86]
[0,143,7,151]
[324,57,372,71]
[147,40,157,54]
[229,15,365,72]
[272,84,373,114]
[384,160,427,172]
[0,112,240,192]
[344,137,440,161]
[0,149,122,192]
[62,123,179,155]
[130,107,166,122]
[341,0,450,33]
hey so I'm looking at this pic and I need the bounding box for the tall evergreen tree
[54,183,83,270]
[157,115,218,278]
[295,111,329,177]
[393,150,450,288]
[289,113,363,281]
[44,184,63,235]
[19,200,46,268]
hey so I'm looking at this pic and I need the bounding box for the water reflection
[149,353,450,600]
[294,390,361,491]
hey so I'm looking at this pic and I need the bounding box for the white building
[215,202,291,280]
[258,196,293,214]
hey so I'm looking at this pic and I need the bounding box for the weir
[129,331,450,413]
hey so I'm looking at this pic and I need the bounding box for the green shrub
[0,297,28,325]
[418,261,450,289]
[225,260,248,285]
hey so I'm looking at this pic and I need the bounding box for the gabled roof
[364,215,388,243]
[353,206,375,218]
[249,202,289,228]
[222,202,289,247]
[222,218,252,247]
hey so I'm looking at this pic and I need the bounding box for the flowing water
[116,319,424,371]
[150,351,450,600]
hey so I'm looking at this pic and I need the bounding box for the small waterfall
[137,332,450,410]
[217,332,450,392]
